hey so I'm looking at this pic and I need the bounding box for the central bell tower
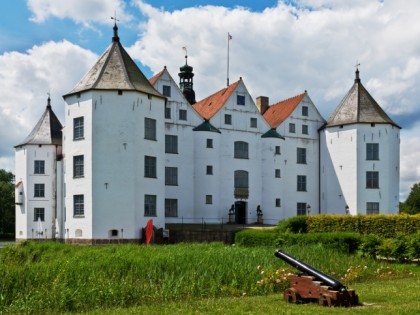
[178,50,196,105]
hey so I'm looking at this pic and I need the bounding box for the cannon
[274,249,359,307]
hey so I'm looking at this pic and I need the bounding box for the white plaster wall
[260,137,285,224]
[356,124,400,214]
[15,144,58,239]
[64,92,93,240]
[321,126,358,214]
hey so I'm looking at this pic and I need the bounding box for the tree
[400,182,420,214]
[0,169,15,238]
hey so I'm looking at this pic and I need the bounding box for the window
[34,208,45,221]
[73,194,84,216]
[297,148,306,164]
[206,165,213,175]
[276,199,281,207]
[302,106,308,116]
[118,90,123,95]
[234,141,249,159]
[366,143,379,160]
[206,195,213,204]
[165,199,178,217]
[297,202,307,215]
[165,167,178,185]
[162,85,171,97]
[225,114,232,125]
[179,109,187,121]
[250,118,257,128]
[145,195,156,216]
[275,169,281,178]
[145,118,156,140]
[34,184,45,197]
[289,123,295,133]
[73,155,84,178]
[302,124,308,135]
[165,135,178,154]
[145,156,157,178]
[234,170,249,188]
[110,229,119,236]
[165,105,171,119]
[366,171,379,188]
[366,202,380,215]
[297,175,307,191]
[206,139,213,148]
[73,117,84,140]
[237,95,245,105]
[34,160,45,174]
[275,146,281,155]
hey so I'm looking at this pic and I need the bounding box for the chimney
[256,96,269,114]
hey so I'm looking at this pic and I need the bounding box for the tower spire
[47,92,51,109]
[179,46,196,105]
[111,12,120,42]
[354,61,361,83]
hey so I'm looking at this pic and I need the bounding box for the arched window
[234,141,249,159]
[234,170,249,188]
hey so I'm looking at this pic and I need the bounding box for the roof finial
[111,11,120,42]
[182,46,188,64]
[355,61,361,83]
[47,91,51,109]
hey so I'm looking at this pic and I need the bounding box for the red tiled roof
[263,92,306,128]
[193,80,241,120]
[149,68,165,85]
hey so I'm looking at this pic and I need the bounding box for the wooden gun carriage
[274,249,359,307]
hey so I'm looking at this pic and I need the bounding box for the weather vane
[355,60,360,70]
[111,11,119,24]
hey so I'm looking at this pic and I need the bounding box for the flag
[146,219,153,246]
[228,33,232,40]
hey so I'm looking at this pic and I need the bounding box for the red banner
[146,219,153,246]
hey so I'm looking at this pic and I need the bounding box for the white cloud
[27,0,132,26]
[0,41,97,172]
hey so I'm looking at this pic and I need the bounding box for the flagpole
[227,32,230,87]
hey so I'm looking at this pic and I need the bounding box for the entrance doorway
[235,201,247,224]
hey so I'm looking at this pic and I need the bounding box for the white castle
[15,25,400,243]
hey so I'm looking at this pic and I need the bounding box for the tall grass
[0,241,413,314]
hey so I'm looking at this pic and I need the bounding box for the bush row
[277,214,420,238]
[359,233,420,262]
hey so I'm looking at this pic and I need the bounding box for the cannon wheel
[319,293,332,307]
[283,288,301,304]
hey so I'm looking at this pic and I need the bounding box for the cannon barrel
[274,249,346,291]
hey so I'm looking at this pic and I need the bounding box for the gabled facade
[15,27,400,243]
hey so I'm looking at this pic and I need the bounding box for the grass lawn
[68,276,420,315]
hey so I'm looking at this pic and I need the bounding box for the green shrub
[359,234,382,258]
[234,228,277,246]
[277,216,307,233]
[277,232,361,253]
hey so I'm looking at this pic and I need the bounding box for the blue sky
[1,0,420,200]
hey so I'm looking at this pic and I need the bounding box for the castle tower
[178,50,196,105]
[62,22,166,243]
[320,68,400,215]
[14,97,63,240]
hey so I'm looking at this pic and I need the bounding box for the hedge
[234,228,278,246]
[279,214,420,237]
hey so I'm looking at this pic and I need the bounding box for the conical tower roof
[15,97,63,147]
[325,69,400,128]
[64,23,162,98]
